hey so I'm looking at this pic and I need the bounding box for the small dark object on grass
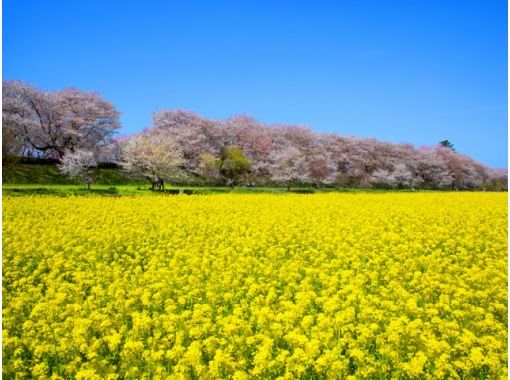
[289,189,315,194]
[151,176,164,190]
[84,176,94,190]
[155,189,198,195]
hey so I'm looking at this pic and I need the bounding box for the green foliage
[439,140,455,151]
[218,146,252,184]
[482,182,507,192]
[198,152,222,185]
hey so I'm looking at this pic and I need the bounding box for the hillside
[2,162,143,185]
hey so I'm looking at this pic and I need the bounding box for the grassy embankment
[2,161,424,196]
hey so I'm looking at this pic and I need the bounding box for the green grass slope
[2,162,431,197]
[2,162,143,185]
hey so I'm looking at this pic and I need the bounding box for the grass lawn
[1,182,429,197]
[1,162,453,197]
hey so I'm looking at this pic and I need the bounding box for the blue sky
[3,0,508,167]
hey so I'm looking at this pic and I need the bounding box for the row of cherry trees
[121,110,499,190]
[3,80,506,189]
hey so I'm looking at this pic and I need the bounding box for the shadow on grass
[289,189,316,194]
[5,188,60,196]
[152,189,199,195]
[72,187,119,195]
[3,187,119,197]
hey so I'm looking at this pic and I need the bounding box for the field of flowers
[3,193,507,379]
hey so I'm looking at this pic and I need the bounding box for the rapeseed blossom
[3,193,507,378]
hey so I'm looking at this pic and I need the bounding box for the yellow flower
[2,193,507,378]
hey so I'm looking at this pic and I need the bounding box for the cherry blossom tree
[2,80,120,159]
[487,169,508,191]
[391,163,418,188]
[270,146,309,190]
[221,115,274,180]
[57,149,97,189]
[435,146,488,189]
[370,169,395,188]
[152,110,220,174]
[96,139,123,163]
[120,131,183,189]
[412,147,452,189]
[2,120,24,160]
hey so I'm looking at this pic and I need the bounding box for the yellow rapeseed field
[2,193,508,379]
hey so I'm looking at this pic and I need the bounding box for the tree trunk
[287,182,291,191]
